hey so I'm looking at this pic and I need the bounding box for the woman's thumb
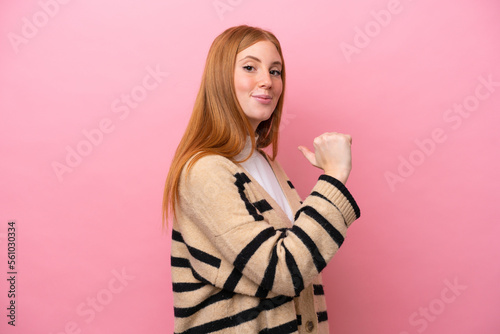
[298,146,316,165]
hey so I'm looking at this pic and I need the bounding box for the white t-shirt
[234,135,295,223]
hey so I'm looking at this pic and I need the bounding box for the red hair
[162,25,286,229]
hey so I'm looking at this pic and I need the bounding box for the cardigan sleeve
[176,154,360,298]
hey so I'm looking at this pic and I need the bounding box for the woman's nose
[258,72,272,88]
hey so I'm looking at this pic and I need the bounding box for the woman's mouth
[252,95,272,104]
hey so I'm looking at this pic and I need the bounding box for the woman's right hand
[298,132,352,185]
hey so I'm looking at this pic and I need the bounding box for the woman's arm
[174,153,360,298]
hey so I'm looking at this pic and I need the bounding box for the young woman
[163,25,360,334]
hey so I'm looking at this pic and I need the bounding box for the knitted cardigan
[170,148,361,334]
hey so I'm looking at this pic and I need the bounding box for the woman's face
[234,40,283,133]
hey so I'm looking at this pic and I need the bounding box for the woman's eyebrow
[238,55,282,67]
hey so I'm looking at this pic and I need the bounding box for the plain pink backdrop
[1,0,499,333]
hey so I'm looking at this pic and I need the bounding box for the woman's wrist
[324,170,350,185]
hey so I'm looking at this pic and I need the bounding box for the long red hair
[162,25,287,229]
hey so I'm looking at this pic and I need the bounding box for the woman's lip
[252,96,273,104]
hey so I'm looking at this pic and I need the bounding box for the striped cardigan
[170,148,360,333]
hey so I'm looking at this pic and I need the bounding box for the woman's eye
[243,66,281,76]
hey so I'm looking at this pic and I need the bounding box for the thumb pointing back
[298,146,317,166]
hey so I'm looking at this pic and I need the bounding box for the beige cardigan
[170,148,360,333]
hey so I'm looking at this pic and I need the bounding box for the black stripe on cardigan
[223,227,277,292]
[171,256,190,268]
[255,230,286,298]
[290,224,327,273]
[295,205,344,248]
[172,282,205,293]
[234,172,264,221]
[318,174,361,219]
[187,246,221,268]
[171,255,211,285]
[310,190,347,226]
[283,243,304,297]
[190,267,211,285]
[172,229,221,268]
[174,289,235,318]
[313,284,324,295]
[234,227,276,269]
[253,199,273,214]
[222,268,242,291]
[317,310,328,322]
[172,229,184,242]
[177,295,294,334]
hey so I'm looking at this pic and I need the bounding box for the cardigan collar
[232,133,301,227]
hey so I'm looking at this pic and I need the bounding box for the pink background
[1,0,499,333]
